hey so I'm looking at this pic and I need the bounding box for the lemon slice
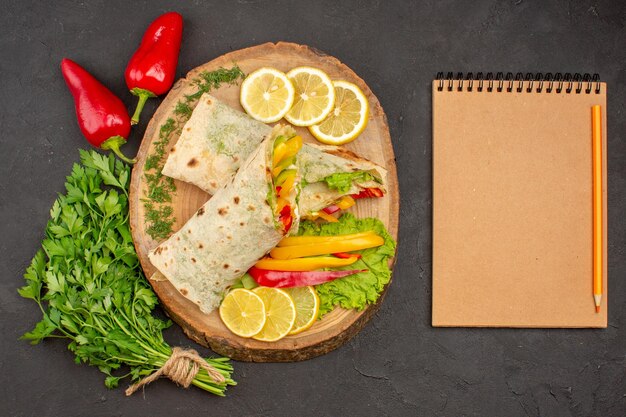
[240,67,295,123]
[284,286,320,335]
[309,80,369,145]
[285,67,335,126]
[252,287,296,342]
[219,289,266,338]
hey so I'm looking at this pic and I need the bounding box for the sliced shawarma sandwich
[149,124,302,314]
[162,93,387,219]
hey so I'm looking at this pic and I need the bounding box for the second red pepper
[125,12,184,125]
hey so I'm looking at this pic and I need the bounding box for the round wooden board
[129,42,399,362]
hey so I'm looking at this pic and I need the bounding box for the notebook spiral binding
[436,72,601,94]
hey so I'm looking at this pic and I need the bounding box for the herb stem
[113,312,170,360]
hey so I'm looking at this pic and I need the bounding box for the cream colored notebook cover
[432,74,608,328]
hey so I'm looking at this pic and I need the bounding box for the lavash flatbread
[149,124,299,314]
[162,94,272,195]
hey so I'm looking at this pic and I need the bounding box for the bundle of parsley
[19,150,235,395]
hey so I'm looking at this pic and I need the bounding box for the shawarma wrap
[162,93,386,213]
[149,124,301,314]
[162,94,272,195]
[296,144,386,214]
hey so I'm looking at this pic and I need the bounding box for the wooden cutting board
[129,42,399,362]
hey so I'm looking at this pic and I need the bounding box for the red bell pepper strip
[125,12,183,125]
[322,204,340,215]
[248,267,367,288]
[61,59,135,164]
[351,188,384,199]
[279,204,293,232]
[332,252,362,259]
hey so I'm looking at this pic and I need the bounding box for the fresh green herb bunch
[19,150,235,395]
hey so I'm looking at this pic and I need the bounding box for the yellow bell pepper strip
[271,135,301,233]
[316,210,339,223]
[336,196,356,210]
[270,234,384,260]
[276,197,289,213]
[249,266,367,288]
[278,172,296,199]
[275,169,296,186]
[278,231,379,247]
[272,135,302,167]
[282,135,303,160]
[272,142,287,166]
[255,256,358,271]
[272,156,296,177]
[272,165,283,178]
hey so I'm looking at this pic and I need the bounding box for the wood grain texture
[129,42,399,362]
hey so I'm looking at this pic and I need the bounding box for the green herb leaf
[21,316,56,344]
[322,171,379,194]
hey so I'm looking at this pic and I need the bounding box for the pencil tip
[595,306,600,313]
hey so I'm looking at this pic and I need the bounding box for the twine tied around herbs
[125,347,225,396]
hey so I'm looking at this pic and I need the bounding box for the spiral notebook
[432,72,608,328]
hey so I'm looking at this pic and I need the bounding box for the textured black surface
[1,1,625,416]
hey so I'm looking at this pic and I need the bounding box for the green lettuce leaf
[297,213,396,316]
[322,171,378,194]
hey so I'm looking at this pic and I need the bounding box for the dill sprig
[143,66,245,240]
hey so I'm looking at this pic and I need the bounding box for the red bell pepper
[351,188,384,199]
[61,59,135,164]
[332,252,362,259]
[322,204,340,215]
[279,205,293,232]
[248,267,366,288]
[125,12,183,125]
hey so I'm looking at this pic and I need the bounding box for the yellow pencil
[592,105,603,313]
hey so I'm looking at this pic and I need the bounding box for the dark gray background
[1,1,624,416]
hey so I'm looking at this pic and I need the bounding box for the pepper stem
[130,87,157,125]
[101,136,137,164]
